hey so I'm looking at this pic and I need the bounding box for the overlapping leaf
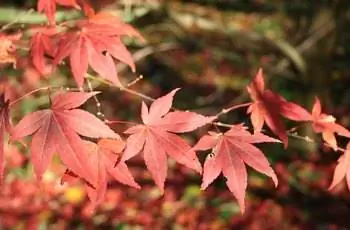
[247,69,312,147]
[193,124,279,213]
[311,97,350,150]
[63,139,140,207]
[11,92,119,186]
[54,12,143,87]
[30,26,57,75]
[37,0,80,24]
[329,142,350,190]
[122,89,215,192]
[0,94,10,184]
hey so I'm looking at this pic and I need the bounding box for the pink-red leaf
[82,140,139,206]
[29,112,55,180]
[52,91,99,110]
[30,28,57,75]
[221,142,247,214]
[11,92,118,185]
[156,111,216,133]
[122,89,211,191]
[311,97,350,150]
[69,36,88,87]
[58,109,119,139]
[247,69,312,147]
[329,142,350,190]
[155,129,201,173]
[144,88,179,124]
[143,133,167,193]
[192,134,218,151]
[87,44,120,86]
[122,129,146,161]
[201,153,222,190]
[54,12,142,87]
[11,110,49,141]
[193,124,278,213]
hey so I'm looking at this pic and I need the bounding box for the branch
[0,8,34,31]
[0,8,82,25]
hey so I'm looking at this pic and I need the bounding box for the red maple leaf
[247,68,312,147]
[77,12,144,39]
[329,142,350,190]
[311,97,350,150]
[37,0,80,25]
[62,139,140,207]
[30,26,57,75]
[121,89,215,192]
[11,92,119,186]
[193,124,279,213]
[0,93,10,184]
[54,12,143,87]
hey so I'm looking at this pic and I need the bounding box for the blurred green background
[1,0,350,229]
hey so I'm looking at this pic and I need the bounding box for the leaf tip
[90,91,101,96]
[281,136,288,149]
[158,187,165,195]
[169,88,181,97]
[194,162,203,175]
[328,184,335,191]
[272,174,278,187]
[328,178,340,191]
[134,184,142,190]
[200,183,208,191]
[238,201,246,215]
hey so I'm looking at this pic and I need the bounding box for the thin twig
[214,121,346,152]
[216,102,252,117]
[86,73,155,102]
[9,85,83,107]
[117,42,179,73]
[86,78,104,119]
[120,87,155,102]
[9,86,49,107]
[127,75,143,87]
[105,120,138,125]
[0,8,34,32]
[288,131,346,153]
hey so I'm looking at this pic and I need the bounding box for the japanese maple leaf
[122,89,215,192]
[193,124,279,213]
[311,97,350,150]
[54,12,142,87]
[77,12,144,40]
[329,142,350,190]
[63,139,140,207]
[37,0,80,25]
[30,26,57,75]
[0,94,10,184]
[11,92,119,186]
[247,68,312,147]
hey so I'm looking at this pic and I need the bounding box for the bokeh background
[1,0,350,229]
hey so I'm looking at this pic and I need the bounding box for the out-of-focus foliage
[1,0,350,229]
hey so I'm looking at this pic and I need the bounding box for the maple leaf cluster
[0,0,350,215]
[31,1,143,86]
[246,69,350,195]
